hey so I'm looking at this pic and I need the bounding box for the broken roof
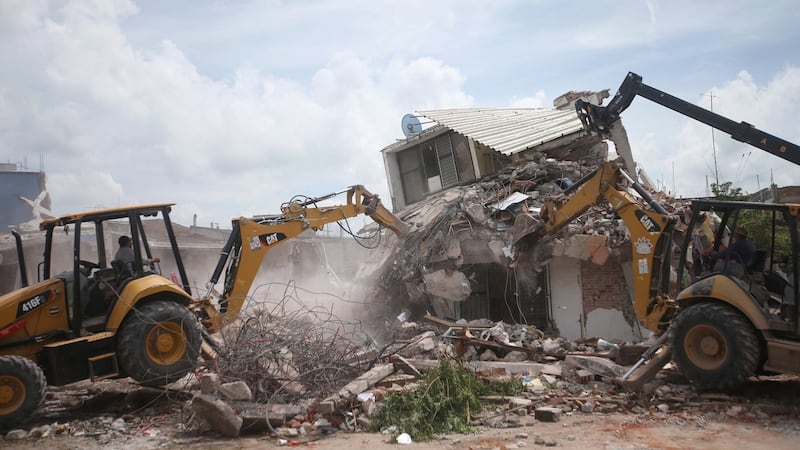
[416,108,585,156]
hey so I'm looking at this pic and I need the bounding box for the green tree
[710,182,792,256]
[710,181,747,200]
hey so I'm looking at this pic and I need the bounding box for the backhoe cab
[0,185,405,429]
[0,203,198,429]
[672,200,800,386]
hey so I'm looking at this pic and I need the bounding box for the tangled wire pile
[214,282,385,404]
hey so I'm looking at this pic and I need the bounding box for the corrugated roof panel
[416,108,584,156]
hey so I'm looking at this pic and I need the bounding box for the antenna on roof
[401,114,422,137]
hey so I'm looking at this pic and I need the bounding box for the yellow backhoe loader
[537,72,800,390]
[0,185,405,428]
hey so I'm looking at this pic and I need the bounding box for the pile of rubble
[164,313,778,439]
[358,153,687,324]
[5,312,800,446]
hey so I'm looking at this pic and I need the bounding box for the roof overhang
[416,108,586,156]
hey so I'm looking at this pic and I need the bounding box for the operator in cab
[709,227,755,276]
[115,235,160,273]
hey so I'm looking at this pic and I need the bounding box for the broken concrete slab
[239,404,305,432]
[565,355,626,379]
[487,239,510,265]
[191,394,242,438]
[590,242,611,265]
[556,234,609,262]
[402,331,438,356]
[422,269,471,302]
[404,358,562,377]
[319,363,395,414]
[391,355,422,377]
[375,373,417,389]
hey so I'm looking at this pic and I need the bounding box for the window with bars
[396,131,476,206]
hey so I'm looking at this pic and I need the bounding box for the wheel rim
[0,375,25,415]
[144,321,187,365]
[684,324,728,370]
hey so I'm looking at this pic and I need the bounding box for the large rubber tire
[670,302,760,390]
[117,300,201,387]
[0,356,47,430]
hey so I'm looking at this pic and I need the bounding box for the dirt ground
[6,409,800,450]
[4,375,800,450]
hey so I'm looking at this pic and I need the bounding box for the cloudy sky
[1,0,799,227]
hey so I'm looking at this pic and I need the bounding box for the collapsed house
[366,90,687,342]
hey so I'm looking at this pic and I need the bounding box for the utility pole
[757,174,762,202]
[708,92,720,186]
[672,161,676,197]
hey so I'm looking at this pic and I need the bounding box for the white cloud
[0,0,474,226]
[1,0,798,232]
[635,67,800,198]
[507,91,548,109]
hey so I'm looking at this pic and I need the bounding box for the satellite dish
[401,114,422,137]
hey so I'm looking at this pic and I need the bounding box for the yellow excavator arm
[197,185,406,333]
[540,161,678,332]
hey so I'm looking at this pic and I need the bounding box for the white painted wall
[549,256,583,340]
[584,308,641,342]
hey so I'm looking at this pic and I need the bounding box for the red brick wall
[580,258,634,324]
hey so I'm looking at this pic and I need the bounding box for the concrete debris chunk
[319,363,394,414]
[191,394,243,438]
[240,404,304,432]
[565,355,626,379]
[5,429,28,440]
[422,269,471,301]
[199,373,221,395]
[524,377,546,394]
[391,354,422,376]
[27,424,52,438]
[220,381,253,401]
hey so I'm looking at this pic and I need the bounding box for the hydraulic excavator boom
[197,185,406,333]
[540,161,678,333]
[575,72,800,166]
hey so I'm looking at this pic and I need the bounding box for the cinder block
[534,407,561,422]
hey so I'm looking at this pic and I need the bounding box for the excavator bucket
[353,185,407,237]
[365,197,407,237]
